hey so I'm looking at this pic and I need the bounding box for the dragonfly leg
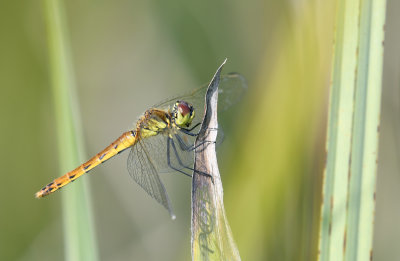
[179,125,219,137]
[166,137,192,177]
[174,134,194,151]
[179,128,198,137]
[179,122,208,136]
[175,133,216,152]
[185,122,201,132]
[169,137,214,183]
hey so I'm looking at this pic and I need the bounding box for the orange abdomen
[35,131,136,198]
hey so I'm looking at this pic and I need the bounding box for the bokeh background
[1,0,399,260]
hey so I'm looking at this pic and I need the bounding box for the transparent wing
[127,137,175,219]
[153,73,247,128]
[217,73,248,111]
[125,73,246,218]
[132,129,196,174]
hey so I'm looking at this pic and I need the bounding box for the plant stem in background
[318,0,386,260]
[42,0,99,260]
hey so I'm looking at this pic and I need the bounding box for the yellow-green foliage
[224,3,335,260]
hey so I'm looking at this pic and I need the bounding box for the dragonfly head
[173,100,195,128]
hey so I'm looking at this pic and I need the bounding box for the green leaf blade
[42,0,99,260]
[318,0,386,260]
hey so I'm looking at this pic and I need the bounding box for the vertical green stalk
[345,0,386,260]
[43,0,99,260]
[318,0,386,260]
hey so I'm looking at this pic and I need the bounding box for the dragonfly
[35,73,246,218]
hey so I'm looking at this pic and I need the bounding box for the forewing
[218,73,247,111]
[153,73,247,124]
[127,138,175,219]
[150,73,246,154]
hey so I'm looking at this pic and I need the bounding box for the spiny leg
[179,128,199,137]
[178,122,209,137]
[169,137,214,183]
[179,124,219,137]
[175,132,216,152]
[180,122,201,133]
[166,137,192,177]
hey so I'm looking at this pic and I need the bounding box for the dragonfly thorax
[172,100,195,128]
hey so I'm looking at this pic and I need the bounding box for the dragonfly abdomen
[35,131,136,198]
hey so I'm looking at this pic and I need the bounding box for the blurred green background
[0,0,398,260]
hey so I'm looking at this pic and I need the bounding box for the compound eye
[177,102,190,116]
